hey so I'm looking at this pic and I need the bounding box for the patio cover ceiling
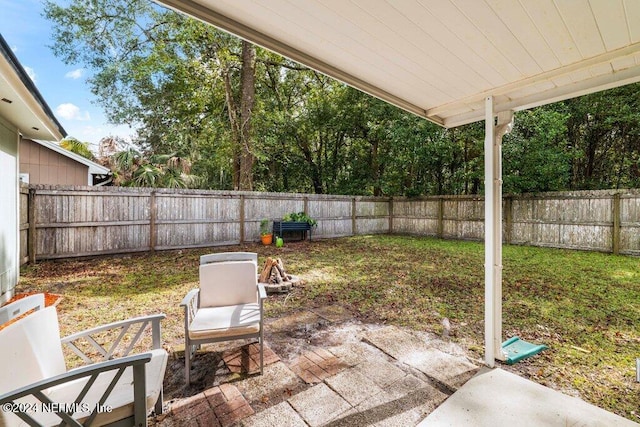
[156,0,640,128]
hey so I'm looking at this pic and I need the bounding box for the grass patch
[18,235,640,421]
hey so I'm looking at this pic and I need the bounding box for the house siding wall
[20,139,89,186]
[0,117,19,304]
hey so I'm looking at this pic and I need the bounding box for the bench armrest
[0,353,152,427]
[61,314,166,365]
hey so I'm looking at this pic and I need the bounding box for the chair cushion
[0,306,65,395]
[199,261,258,307]
[188,304,260,340]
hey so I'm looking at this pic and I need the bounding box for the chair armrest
[181,289,199,331]
[0,353,152,427]
[257,283,267,301]
[180,289,200,308]
[61,314,166,365]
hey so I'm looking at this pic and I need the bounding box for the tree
[502,107,571,193]
[44,0,258,190]
[103,146,197,188]
[59,137,95,160]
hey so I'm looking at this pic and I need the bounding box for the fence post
[504,196,513,244]
[437,197,444,239]
[352,197,357,236]
[303,196,309,215]
[149,191,157,252]
[28,187,36,264]
[388,197,394,233]
[239,195,245,243]
[612,193,621,255]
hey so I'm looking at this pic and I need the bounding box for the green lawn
[18,235,640,421]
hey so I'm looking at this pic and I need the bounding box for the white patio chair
[0,293,45,324]
[0,304,167,426]
[181,252,266,384]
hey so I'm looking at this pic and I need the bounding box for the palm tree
[60,137,95,160]
[107,147,199,188]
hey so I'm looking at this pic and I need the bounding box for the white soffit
[157,0,640,128]
[0,36,65,141]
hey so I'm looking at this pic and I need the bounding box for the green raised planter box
[272,221,313,241]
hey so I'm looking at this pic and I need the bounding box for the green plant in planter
[282,211,317,227]
[260,219,271,236]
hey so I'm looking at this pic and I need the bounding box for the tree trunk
[239,41,256,191]
[221,41,256,191]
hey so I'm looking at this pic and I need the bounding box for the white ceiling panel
[156,0,640,128]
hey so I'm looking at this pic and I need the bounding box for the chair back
[0,306,65,396]
[0,293,45,324]
[199,261,258,307]
[200,252,257,265]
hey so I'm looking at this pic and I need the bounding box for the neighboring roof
[157,0,640,128]
[0,33,66,140]
[31,139,110,175]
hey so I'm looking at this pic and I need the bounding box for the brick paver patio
[152,309,479,426]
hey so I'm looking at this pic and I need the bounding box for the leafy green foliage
[59,137,95,160]
[282,212,317,226]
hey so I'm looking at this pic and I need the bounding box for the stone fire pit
[258,257,302,294]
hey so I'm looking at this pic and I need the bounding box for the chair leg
[155,389,164,415]
[185,342,192,385]
[260,330,264,375]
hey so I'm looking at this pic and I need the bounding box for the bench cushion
[188,303,260,340]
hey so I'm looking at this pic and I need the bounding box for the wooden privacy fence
[21,185,390,261]
[19,185,640,262]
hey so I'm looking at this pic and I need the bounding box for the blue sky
[0,0,135,152]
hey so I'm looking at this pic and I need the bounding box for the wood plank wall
[20,186,640,262]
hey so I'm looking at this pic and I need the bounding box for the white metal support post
[484,96,513,367]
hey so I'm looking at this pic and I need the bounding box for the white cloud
[65,68,84,79]
[11,45,18,53]
[56,103,91,121]
[24,66,36,83]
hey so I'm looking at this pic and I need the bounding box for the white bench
[0,303,167,426]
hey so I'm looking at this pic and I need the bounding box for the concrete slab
[354,358,407,389]
[288,383,351,427]
[418,368,640,427]
[327,341,385,366]
[325,378,447,427]
[402,348,478,389]
[235,361,301,404]
[241,402,307,427]
[325,366,385,406]
[363,326,427,359]
[363,326,478,389]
